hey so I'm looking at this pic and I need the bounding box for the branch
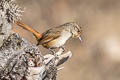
[0,0,23,47]
[0,0,72,80]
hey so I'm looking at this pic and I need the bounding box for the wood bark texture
[0,0,72,80]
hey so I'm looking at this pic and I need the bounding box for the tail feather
[16,21,42,40]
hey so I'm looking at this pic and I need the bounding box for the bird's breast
[48,31,72,48]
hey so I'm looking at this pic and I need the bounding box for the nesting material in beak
[79,36,82,42]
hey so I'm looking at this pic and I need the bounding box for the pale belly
[48,32,72,48]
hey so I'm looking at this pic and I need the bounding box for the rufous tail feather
[16,21,42,41]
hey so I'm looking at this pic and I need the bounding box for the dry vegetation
[14,0,120,80]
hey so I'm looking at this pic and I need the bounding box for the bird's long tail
[16,21,42,41]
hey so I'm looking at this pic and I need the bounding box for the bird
[16,21,82,54]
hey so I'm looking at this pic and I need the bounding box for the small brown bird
[16,21,82,53]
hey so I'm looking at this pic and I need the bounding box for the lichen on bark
[0,0,72,80]
[0,0,23,47]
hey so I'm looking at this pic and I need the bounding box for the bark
[0,0,72,80]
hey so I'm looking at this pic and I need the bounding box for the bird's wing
[38,28,61,44]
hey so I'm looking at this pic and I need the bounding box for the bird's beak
[78,36,82,42]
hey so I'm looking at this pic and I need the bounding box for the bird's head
[63,22,82,41]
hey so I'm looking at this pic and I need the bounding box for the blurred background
[14,0,120,80]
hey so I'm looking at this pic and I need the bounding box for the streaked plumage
[37,22,82,49]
